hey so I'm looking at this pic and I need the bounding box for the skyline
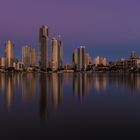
[0,26,140,66]
[1,1,140,139]
[0,0,140,62]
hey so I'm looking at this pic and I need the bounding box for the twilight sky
[0,0,140,63]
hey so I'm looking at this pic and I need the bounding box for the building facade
[78,46,86,71]
[30,48,36,67]
[38,25,49,70]
[22,45,36,67]
[85,53,91,66]
[5,40,14,68]
[51,37,63,71]
[72,48,78,68]
[94,56,107,66]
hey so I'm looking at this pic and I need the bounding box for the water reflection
[93,74,108,92]
[73,73,87,102]
[22,73,36,101]
[109,73,140,94]
[4,74,15,108]
[51,73,63,109]
[39,73,49,120]
[38,73,63,120]
[0,73,140,119]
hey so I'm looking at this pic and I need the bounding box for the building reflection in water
[21,73,36,101]
[73,73,108,101]
[4,74,15,108]
[38,73,49,120]
[73,73,88,102]
[52,73,63,109]
[93,74,108,93]
[110,74,140,94]
[3,73,20,109]
[38,73,63,121]
[1,73,140,119]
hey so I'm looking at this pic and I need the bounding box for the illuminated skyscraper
[22,46,36,67]
[38,25,49,70]
[72,49,78,69]
[52,38,58,71]
[0,57,6,68]
[51,37,63,71]
[30,48,36,66]
[78,46,86,70]
[58,38,63,69]
[85,53,91,66]
[93,56,107,66]
[22,45,30,67]
[5,40,14,68]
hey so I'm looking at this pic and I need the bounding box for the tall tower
[72,48,78,67]
[30,48,36,67]
[52,38,58,71]
[22,45,30,67]
[22,46,36,67]
[78,46,86,71]
[58,38,63,69]
[5,40,14,68]
[51,37,63,71]
[38,25,49,70]
[85,53,91,66]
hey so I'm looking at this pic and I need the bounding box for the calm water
[0,73,140,139]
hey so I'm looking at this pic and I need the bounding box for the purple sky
[0,0,140,63]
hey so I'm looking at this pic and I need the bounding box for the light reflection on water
[0,73,140,139]
[1,73,140,112]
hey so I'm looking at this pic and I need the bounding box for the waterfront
[0,73,140,139]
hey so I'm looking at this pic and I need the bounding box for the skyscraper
[93,56,107,66]
[78,46,86,71]
[38,25,49,70]
[22,45,36,67]
[51,37,63,71]
[52,38,58,71]
[22,45,30,67]
[5,40,14,68]
[58,38,63,69]
[85,53,91,66]
[72,49,78,70]
[30,48,36,67]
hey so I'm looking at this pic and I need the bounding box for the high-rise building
[78,46,86,70]
[22,45,36,67]
[22,45,30,67]
[72,49,78,68]
[58,38,63,69]
[51,37,63,71]
[0,57,6,69]
[85,53,91,66]
[38,25,49,70]
[30,48,36,66]
[52,38,58,71]
[93,56,107,66]
[5,40,14,68]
